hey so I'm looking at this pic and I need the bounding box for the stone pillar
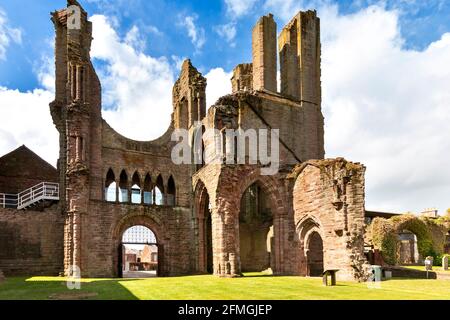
[279,11,321,104]
[252,14,277,92]
[443,255,449,271]
[64,213,73,275]
[211,199,241,277]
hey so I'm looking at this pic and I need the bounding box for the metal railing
[0,193,18,209]
[0,182,60,210]
[17,182,59,210]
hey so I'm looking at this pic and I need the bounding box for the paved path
[123,271,157,278]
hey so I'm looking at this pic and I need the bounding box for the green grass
[403,265,450,273]
[0,274,449,300]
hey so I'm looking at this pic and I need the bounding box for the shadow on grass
[0,277,145,300]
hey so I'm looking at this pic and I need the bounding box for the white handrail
[0,193,18,208]
[17,182,59,209]
[0,182,59,210]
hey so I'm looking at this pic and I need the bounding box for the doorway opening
[119,225,158,278]
[239,182,274,273]
[307,231,324,277]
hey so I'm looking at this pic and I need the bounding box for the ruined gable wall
[291,159,369,281]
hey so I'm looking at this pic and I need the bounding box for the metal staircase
[0,182,59,210]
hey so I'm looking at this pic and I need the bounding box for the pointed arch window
[119,170,129,203]
[105,169,116,202]
[167,175,176,206]
[131,172,141,204]
[143,174,153,205]
[154,175,164,206]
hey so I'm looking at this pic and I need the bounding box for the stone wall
[0,206,64,276]
[78,201,195,277]
[252,14,277,92]
[291,159,369,281]
[279,11,321,104]
[0,2,367,282]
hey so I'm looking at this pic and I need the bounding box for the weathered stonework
[0,1,369,282]
[289,159,370,281]
[0,206,64,276]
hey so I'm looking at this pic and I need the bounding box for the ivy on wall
[370,214,449,265]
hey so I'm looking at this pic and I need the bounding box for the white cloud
[317,4,450,214]
[205,68,233,108]
[178,15,206,51]
[0,8,22,60]
[263,0,303,22]
[171,55,186,72]
[0,87,58,166]
[214,23,237,45]
[225,0,259,17]
[89,15,175,141]
[0,9,55,165]
[124,25,146,52]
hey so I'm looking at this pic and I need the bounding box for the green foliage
[370,217,398,265]
[370,214,448,266]
[433,253,449,266]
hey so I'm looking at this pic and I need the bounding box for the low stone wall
[0,206,64,276]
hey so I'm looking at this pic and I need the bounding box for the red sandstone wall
[80,201,196,277]
[0,206,64,276]
[292,159,369,281]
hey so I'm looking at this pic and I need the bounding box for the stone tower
[172,59,207,129]
[279,11,321,104]
[50,0,102,276]
[252,14,277,92]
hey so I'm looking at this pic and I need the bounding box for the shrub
[370,214,448,266]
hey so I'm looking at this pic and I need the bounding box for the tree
[447,208,450,217]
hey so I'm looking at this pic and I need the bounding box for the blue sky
[0,0,450,214]
[1,0,449,91]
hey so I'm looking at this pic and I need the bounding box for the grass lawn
[0,274,449,300]
[403,265,450,273]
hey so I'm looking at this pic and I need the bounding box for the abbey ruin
[0,0,372,281]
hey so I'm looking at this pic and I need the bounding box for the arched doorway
[398,230,419,265]
[195,181,213,274]
[239,182,273,273]
[119,225,158,278]
[306,231,324,276]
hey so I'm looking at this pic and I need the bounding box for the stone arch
[112,213,165,277]
[231,169,287,275]
[131,171,142,204]
[105,168,116,202]
[167,175,176,206]
[194,179,213,274]
[305,231,324,276]
[296,215,324,276]
[143,173,153,205]
[234,169,286,220]
[393,217,432,264]
[154,174,164,205]
[118,169,129,203]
